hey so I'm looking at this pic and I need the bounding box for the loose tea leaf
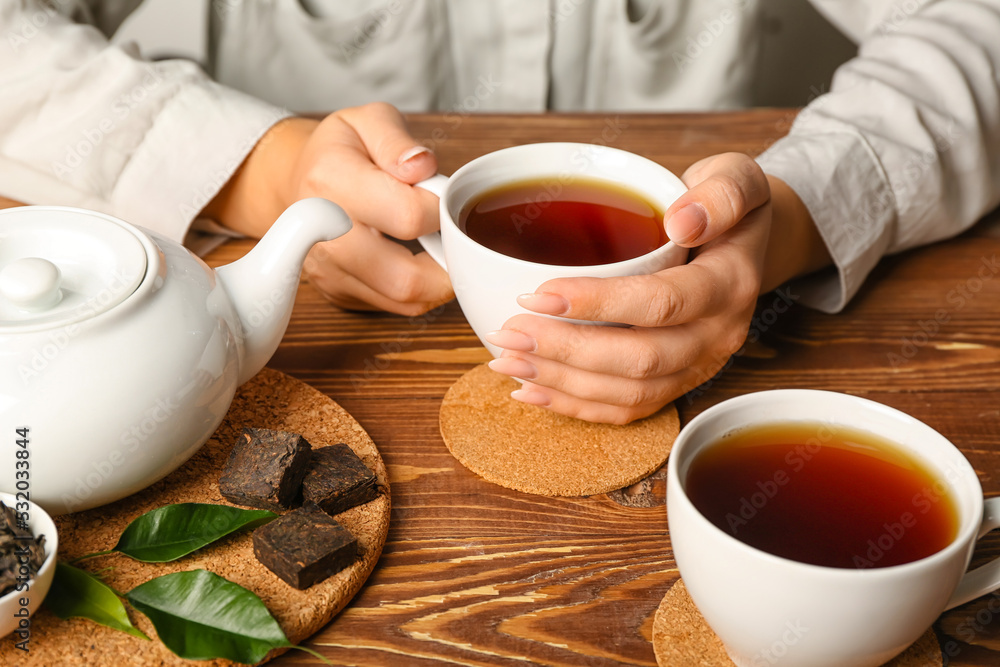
[45,563,148,640]
[0,501,46,597]
[125,569,292,663]
[113,503,276,563]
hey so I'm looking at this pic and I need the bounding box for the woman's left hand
[485,152,772,424]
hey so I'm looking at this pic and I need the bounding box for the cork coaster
[0,368,390,666]
[439,364,679,496]
[652,580,943,667]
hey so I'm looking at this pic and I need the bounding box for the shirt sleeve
[757,0,1000,313]
[0,0,292,243]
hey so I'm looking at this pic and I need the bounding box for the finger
[507,380,671,425]
[304,142,440,239]
[302,116,439,239]
[664,152,769,247]
[486,314,706,379]
[327,224,453,304]
[490,349,675,408]
[490,332,730,410]
[515,264,727,329]
[516,203,770,328]
[337,102,438,184]
[304,226,453,315]
[306,255,448,316]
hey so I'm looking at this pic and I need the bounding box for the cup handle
[945,496,1000,610]
[414,174,450,271]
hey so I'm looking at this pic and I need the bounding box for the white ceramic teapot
[0,199,352,515]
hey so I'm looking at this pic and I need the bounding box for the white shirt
[1,0,999,312]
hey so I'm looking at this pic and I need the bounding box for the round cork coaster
[439,363,679,496]
[652,579,943,667]
[0,368,390,666]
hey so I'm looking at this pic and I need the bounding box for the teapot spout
[215,198,352,384]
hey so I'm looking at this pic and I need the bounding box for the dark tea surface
[458,177,666,266]
[685,422,959,569]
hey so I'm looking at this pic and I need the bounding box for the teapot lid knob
[0,206,150,332]
[0,257,63,311]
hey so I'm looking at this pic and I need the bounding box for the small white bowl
[0,492,57,640]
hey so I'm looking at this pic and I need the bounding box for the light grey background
[113,0,857,109]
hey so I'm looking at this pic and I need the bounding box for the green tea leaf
[125,569,292,663]
[114,503,276,563]
[45,562,148,640]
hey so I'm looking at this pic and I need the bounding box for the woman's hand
[485,153,778,424]
[206,103,452,316]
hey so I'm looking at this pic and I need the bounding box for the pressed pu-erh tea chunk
[252,503,358,589]
[219,428,312,511]
[301,443,378,515]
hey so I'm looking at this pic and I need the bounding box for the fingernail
[484,329,537,352]
[510,387,550,407]
[517,292,569,315]
[666,204,708,246]
[488,356,538,380]
[397,145,433,167]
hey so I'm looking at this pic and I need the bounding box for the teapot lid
[0,207,149,332]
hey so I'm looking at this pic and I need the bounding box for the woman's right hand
[206,102,453,316]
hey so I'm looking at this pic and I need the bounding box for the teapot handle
[415,174,449,271]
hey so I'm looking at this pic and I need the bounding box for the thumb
[664,152,769,248]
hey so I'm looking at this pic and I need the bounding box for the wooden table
[205,112,1000,666]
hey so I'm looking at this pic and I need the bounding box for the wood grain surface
[204,112,1000,666]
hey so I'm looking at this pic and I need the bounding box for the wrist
[204,117,319,238]
[761,175,832,293]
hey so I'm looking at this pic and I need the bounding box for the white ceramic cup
[667,389,1000,667]
[416,142,688,357]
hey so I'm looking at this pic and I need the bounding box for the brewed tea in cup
[685,421,959,570]
[458,176,668,266]
[416,143,688,357]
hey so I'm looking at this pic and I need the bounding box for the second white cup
[667,390,1000,667]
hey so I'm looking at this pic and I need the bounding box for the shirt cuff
[113,79,293,244]
[756,118,897,313]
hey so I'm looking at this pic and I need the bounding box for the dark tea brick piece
[252,503,358,589]
[219,428,313,511]
[301,443,378,515]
